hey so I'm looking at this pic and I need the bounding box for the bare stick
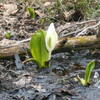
[76,21,100,37]
[58,19,100,35]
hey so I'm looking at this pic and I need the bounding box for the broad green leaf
[30,30,50,68]
[45,23,58,52]
[27,7,36,18]
[85,60,95,84]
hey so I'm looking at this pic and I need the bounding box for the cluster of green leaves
[30,23,58,68]
[77,60,95,86]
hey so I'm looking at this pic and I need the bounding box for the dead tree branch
[0,35,100,58]
[76,21,100,37]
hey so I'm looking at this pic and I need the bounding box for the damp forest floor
[0,0,100,100]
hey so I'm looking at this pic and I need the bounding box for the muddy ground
[0,0,100,100]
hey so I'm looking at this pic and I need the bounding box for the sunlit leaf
[27,7,36,18]
[30,30,50,68]
[85,60,95,84]
[77,60,95,86]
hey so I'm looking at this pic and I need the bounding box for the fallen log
[54,35,100,53]
[0,35,100,58]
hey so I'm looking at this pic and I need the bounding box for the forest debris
[54,35,100,53]
[61,88,75,96]
[0,35,100,58]
[57,19,100,35]
[0,39,16,47]
[15,54,25,70]
[13,75,32,86]
[76,21,100,37]
[44,2,51,7]
[35,10,45,18]
[3,4,18,16]
[0,38,29,57]
[48,94,57,100]
[96,24,100,38]
[64,10,75,20]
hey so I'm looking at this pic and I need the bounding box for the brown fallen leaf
[44,2,51,7]
[3,4,18,16]
[64,10,75,20]
[61,88,76,96]
[35,10,45,18]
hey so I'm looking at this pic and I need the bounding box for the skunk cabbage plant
[77,60,95,86]
[27,7,36,19]
[30,23,58,68]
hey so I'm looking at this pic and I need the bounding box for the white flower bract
[45,23,58,52]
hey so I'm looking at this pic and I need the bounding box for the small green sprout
[27,7,36,19]
[5,32,11,39]
[77,60,95,86]
[30,23,58,68]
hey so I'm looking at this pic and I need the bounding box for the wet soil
[0,51,100,100]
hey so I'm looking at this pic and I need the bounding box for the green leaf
[77,60,95,86]
[27,7,36,18]
[85,60,95,84]
[30,30,50,68]
[5,32,11,39]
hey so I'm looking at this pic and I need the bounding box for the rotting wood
[0,35,100,58]
[53,35,100,53]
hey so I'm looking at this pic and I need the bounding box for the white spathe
[45,23,58,52]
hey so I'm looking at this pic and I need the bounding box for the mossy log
[0,35,100,58]
[54,35,100,53]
